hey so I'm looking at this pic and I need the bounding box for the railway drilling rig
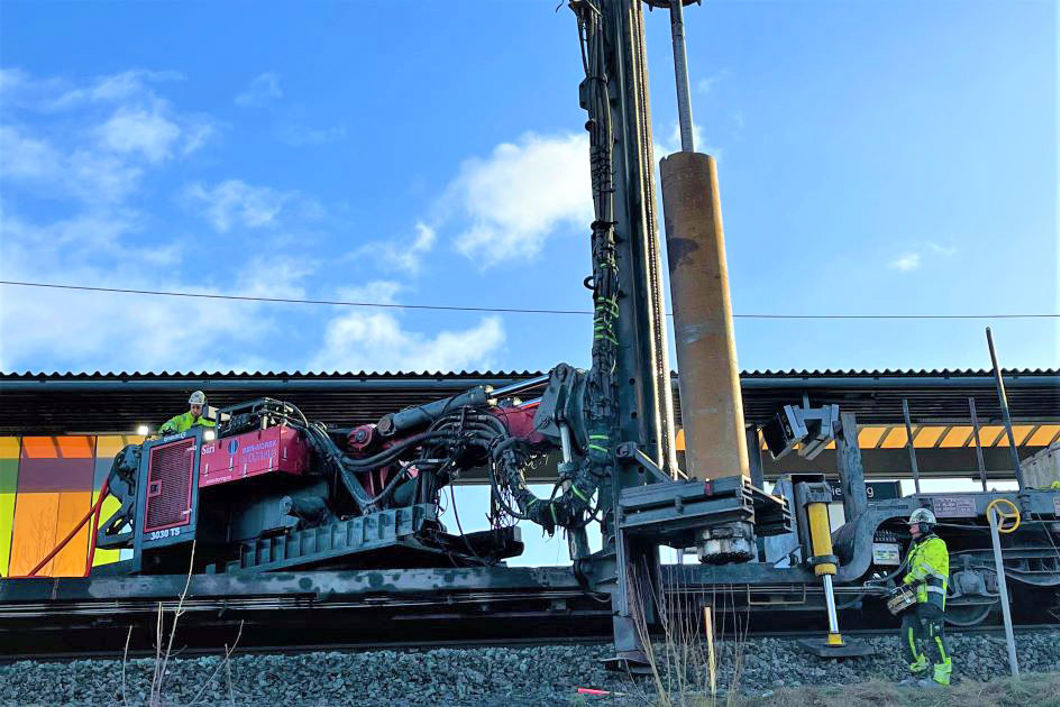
[4,0,1058,666]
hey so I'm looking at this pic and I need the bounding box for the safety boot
[931,660,952,687]
[908,657,929,675]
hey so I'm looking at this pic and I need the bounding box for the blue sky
[1,0,1054,568]
[1,1,1055,375]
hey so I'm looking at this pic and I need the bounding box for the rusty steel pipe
[660,151,749,480]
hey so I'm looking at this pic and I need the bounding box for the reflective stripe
[934,636,948,662]
[907,628,921,662]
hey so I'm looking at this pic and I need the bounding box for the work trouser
[900,603,951,685]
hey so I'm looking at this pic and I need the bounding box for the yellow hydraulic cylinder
[806,501,843,646]
[807,503,837,576]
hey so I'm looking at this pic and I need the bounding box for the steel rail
[4,621,1055,665]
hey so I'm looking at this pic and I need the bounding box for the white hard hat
[908,508,936,525]
[188,390,207,406]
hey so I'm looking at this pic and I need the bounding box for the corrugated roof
[1,367,1057,435]
[2,367,1056,379]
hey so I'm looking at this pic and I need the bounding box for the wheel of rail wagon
[944,601,995,628]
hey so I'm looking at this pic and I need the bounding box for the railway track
[2,566,1055,660]
[5,623,1057,665]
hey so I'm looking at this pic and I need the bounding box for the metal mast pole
[986,327,1025,489]
[668,0,695,152]
[574,0,680,669]
[968,397,989,492]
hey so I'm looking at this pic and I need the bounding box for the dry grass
[731,673,1060,707]
[120,541,244,707]
[628,566,753,707]
[623,568,1059,707]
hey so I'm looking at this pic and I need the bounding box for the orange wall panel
[52,491,92,576]
[10,436,97,577]
[9,493,60,576]
[55,437,94,459]
[21,437,58,459]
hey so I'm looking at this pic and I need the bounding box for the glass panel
[9,436,96,577]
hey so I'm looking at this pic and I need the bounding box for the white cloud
[310,282,505,373]
[181,121,216,155]
[235,72,282,107]
[654,120,720,160]
[183,179,293,232]
[0,68,184,112]
[888,243,957,273]
[1,124,144,203]
[0,125,59,181]
[695,69,729,96]
[446,132,592,266]
[0,207,314,372]
[97,107,182,162]
[352,221,437,276]
[0,69,312,374]
[927,242,958,256]
[890,252,922,272]
[2,70,213,204]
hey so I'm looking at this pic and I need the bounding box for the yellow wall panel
[90,492,121,567]
[0,438,20,460]
[0,439,19,577]
[96,435,145,459]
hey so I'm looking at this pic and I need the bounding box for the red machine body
[490,403,545,444]
[199,426,310,488]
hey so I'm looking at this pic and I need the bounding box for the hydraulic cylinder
[807,501,844,646]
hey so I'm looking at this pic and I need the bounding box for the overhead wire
[0,280,1055,321]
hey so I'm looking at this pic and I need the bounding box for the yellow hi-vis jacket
[903,534,949,610]
[159,411,216,434]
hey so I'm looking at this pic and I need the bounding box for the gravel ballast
[2,630,1058,706]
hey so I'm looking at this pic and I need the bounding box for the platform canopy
[1,368,1057,482]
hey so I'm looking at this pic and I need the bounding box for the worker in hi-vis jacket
[899,507,952,687]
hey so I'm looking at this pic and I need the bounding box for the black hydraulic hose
[336,463,422,508]
[340,431,451,469]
